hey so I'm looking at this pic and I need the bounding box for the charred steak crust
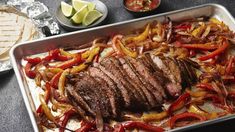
[110,57,146,109]
[127,57,163,104]
[94,76,118,118]
[66,82,96,117]
[124,57,158,108]
[97,60,132,108]
[65,52,200,119]
[66,86,86,117]
[89,67,121,117]
[118,57,150,109]
[140,54,167,98]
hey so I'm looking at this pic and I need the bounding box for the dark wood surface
[1,0,235,131]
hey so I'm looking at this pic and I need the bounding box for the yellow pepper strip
[141,111,168,122]
[186,89,207,98]
[51,96,72,111]
[210,18,222,25]
[70,63,87,74]
[118,40,138,58]
[188,104,206,116]
[81,50,90,59]
[35,73,42,87]
[71,47,100,74]
[86,47,100,62]
[207,112,218,119]
[48,68,63,74]
[59,48,76,58]
[125,24,150,43]
[39,94,56,122]
[58,69,70,96]
[191,22,205,38]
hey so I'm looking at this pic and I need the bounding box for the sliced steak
[72,73,110,118]
[144,53,166,81]
[140,54,167,98]
[94,61,132,108]
[89,67,121,118]
[172,58,192,88]
[83,74,112,118]
[109,57,145,109]
[66,86,86,117]
[118,57,149,109]
[124,57,158,108]
[66,83,96,117]
[180,59,197,83]
[127,57,163,104]
[150,55,182,97]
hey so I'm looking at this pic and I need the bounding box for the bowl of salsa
[123,0,161,16]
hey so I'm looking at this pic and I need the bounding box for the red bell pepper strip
[174,24,191,30]
[168,93,191,115]
[113,124,125,132]
[121,121,164,132]
[196,83,216,92]
[56,54,82,70]
[75,120,95,132]
[24,57,42,65]
[198,41,229,61]
[181,44,218,50]
[204,94,224,104]
[25,63,36,79]
[169,112,206,128]
[24,57,43,79]
[59,109,76,132]
[36,83,51,113]
[50,72,63,89]
[42,49,70,62]
[51,49,70,61]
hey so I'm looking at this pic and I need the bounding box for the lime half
[71,5,89,24]
[72,0,95,11]
[61,1,75,17]
[82,10,103,26]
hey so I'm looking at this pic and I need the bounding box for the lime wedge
[82,10,103,26]
[72,0,95,11]
[61,1,75,17]
[71,5,89,24]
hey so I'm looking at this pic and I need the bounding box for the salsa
[125,0,159,12]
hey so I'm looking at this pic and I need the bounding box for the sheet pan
[10,3,235,132]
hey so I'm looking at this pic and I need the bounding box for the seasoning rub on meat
[65,53,197,119]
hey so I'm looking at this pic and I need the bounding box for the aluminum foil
[7,0,61,36]
[0,0,61,73]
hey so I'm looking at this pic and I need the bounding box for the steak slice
[118,57,149,109]
[94,77,116,118]
[124,57,158,108]
[109,57,145,109]
[89,67,121,118]
[172,58,192,87]
[150,55,182,97]
[181,59,197,83]
[94,61,132,108]
[66,86,86,117]
[140,54,167,98]
[83,74,111,118]
[127,57,163,104]
[66,85,95,117]
[72,73,110,118]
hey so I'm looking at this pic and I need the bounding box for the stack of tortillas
[0,5,38,61]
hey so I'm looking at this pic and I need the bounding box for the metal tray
[10,3,235,132]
